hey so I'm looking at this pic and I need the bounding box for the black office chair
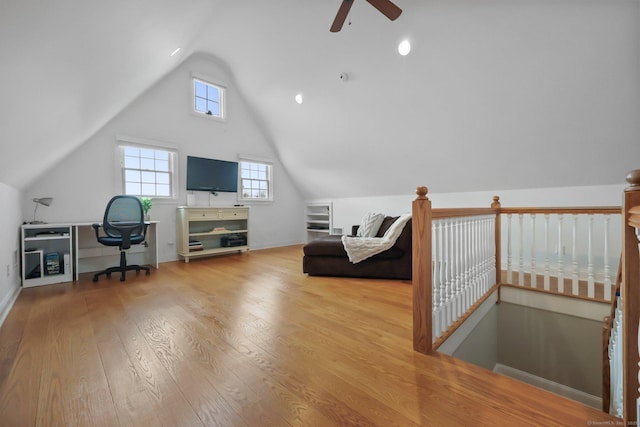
[92,195,150,282]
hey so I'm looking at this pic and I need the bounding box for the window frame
[191,73,226,121]
[238,156,274,202]
[116,135,178,201]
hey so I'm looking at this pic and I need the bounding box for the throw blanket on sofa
[341,213,412,264]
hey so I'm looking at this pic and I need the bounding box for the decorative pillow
[356,212,386,237]
[376,216,398,237]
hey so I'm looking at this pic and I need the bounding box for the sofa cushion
[303,235,347,257]
[376,216,399,237]
[303,234,406,260]
[356,212,385,237]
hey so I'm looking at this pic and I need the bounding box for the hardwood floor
[0,245,618,426]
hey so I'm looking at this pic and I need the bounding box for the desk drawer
[183,208,248,220]
[220,208,248,219]
[186,209,221,220]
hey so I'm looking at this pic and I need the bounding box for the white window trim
[238,154,274,203]
[191,72,227,122]
[115,135,179,201]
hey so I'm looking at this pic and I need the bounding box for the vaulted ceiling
[1,0,639,198]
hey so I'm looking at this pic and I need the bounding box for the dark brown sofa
[302,216,412,280]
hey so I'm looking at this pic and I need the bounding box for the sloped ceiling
[2,0,639,198]
[0,0,221,189]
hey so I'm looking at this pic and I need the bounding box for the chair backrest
[103,195,145,239]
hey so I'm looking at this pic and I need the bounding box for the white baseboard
[493,363,601,409]
[0,284,21,328]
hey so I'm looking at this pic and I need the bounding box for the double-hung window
[239,158,273,201]
[118,139,177,199]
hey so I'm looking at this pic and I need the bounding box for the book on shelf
[189,239,204,251]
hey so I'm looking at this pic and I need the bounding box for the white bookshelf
[21,224,73,287]
[305,202,333,241]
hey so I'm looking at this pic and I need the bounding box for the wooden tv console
[177,207,249,263]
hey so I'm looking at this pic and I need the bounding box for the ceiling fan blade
[330,0,354,32]
[366,0,402,21]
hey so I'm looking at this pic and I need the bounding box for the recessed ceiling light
[295,93,304,104]
[170,47,181,57]
[398,40,411,56]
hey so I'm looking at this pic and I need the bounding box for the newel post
[413,186,433,354]
[623,169,640,424]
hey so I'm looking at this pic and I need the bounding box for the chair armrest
[92,223,102,239]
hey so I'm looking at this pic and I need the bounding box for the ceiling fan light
[295,93,304,104]
[398,40,411,56]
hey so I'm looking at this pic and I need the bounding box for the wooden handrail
[432,207,497,218]
[629,205,640,228]
[500,206,620,215]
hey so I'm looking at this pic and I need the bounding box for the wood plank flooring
[0,245,618,426]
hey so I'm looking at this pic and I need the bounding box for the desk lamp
[31,197,53,224]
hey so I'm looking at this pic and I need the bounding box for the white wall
[0,182,22,325]
[22,52,305,263]
[315,183,627,235]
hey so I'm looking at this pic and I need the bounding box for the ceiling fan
[330,0,402,32]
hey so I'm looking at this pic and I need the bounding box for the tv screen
[186,156,238,193]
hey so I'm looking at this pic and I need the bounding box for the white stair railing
[432,214,495,339]
[501,208,621,302]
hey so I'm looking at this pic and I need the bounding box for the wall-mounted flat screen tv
[186,155,238,193]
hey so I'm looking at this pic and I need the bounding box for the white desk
[73,221,158,280]
[20,221,158,286]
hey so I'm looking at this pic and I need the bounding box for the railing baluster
[492,215,497,285]
[588,214,595,298]
[544,213,550,291]
[507,213,513,283]
[478,216,496,298]
[468,217,475,310]
[530,213,537,288]
[604,215,611,301]
[462,217,470,313]
[445,219,453,328]
[432,220,441,337]
[518,213,524,286]
[451,219,458,322]
[572,214,579,296]
[439,220,447,336]
[558,214,565,293]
